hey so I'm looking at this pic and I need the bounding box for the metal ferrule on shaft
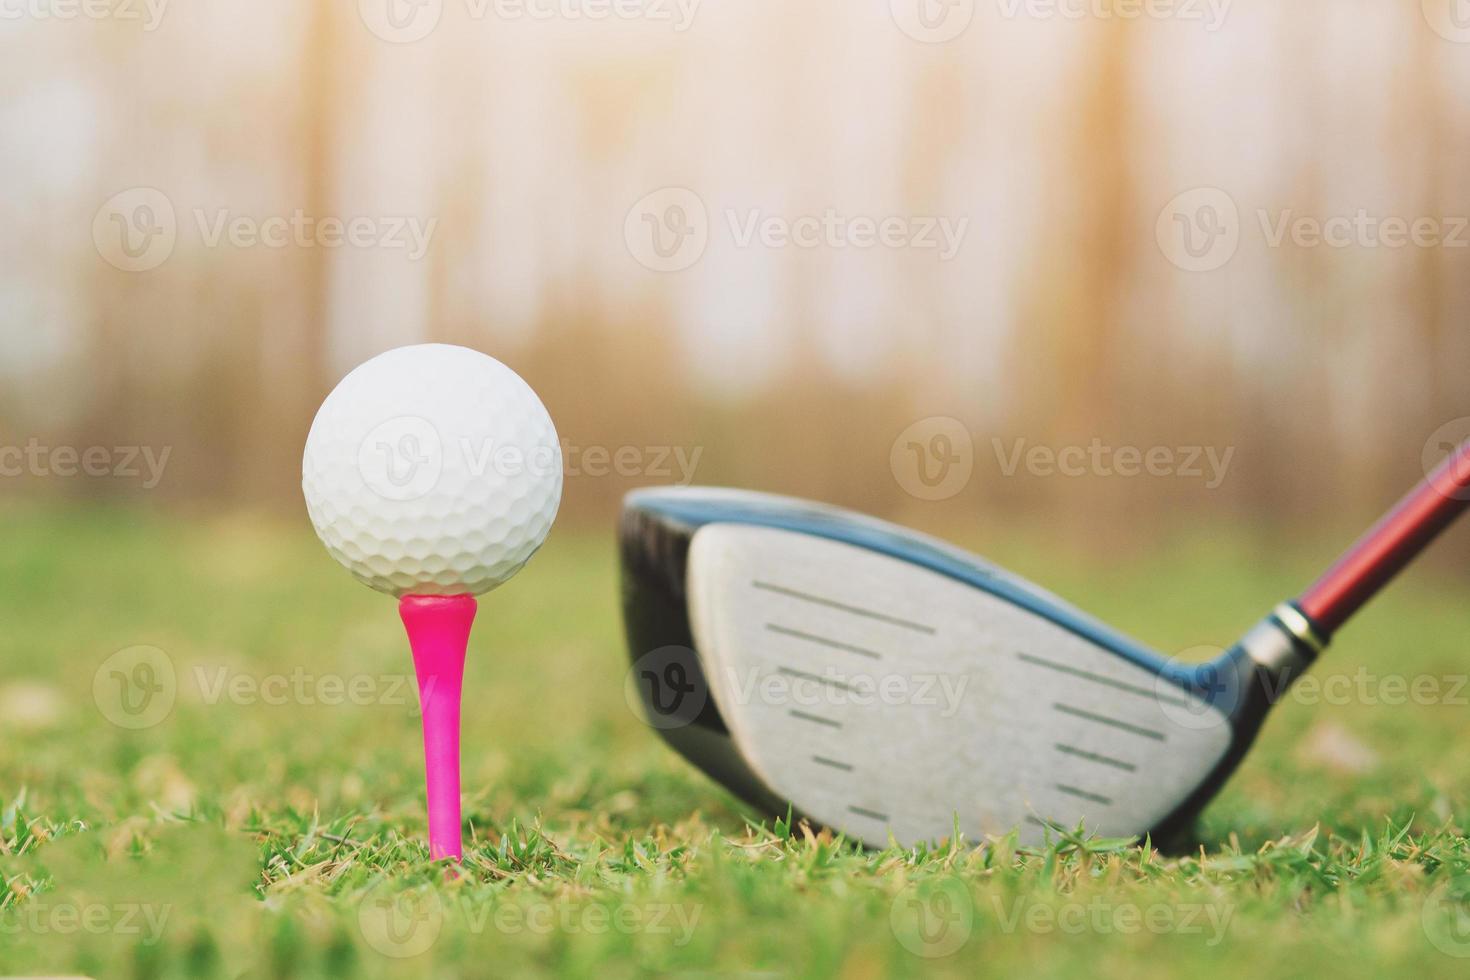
[1238,602,1328,699]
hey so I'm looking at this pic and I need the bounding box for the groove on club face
[619,487,1286,849]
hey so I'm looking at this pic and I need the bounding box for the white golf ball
[302,344,562,597]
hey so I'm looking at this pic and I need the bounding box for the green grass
[2,503,1470,978]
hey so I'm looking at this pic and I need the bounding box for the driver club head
[619,487,1316,849]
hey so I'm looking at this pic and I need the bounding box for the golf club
[620,439,1470,847]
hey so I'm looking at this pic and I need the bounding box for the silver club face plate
[686,524,1233,847]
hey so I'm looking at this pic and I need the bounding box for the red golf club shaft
[1297,438,1470,636]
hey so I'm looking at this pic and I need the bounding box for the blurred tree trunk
[1409,25,1453,419]
[287,0,338,478]
[1008,14,1134,547]
[241,0,341,506]
[1409,25,1470,564]
[76,26,139,502]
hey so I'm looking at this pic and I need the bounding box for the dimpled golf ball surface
[302,344,562,597]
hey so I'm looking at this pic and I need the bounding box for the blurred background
[2,0,1469,551]
[4,8,1470,974]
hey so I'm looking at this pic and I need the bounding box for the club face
[620,487,1269,848]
